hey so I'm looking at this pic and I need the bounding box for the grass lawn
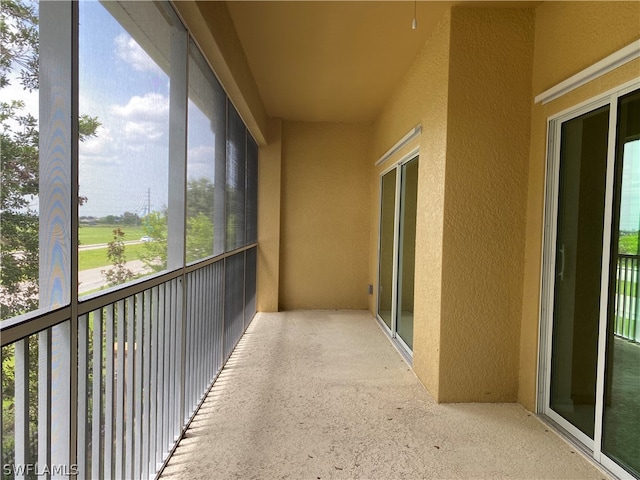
[79,243,148,270]
[79,225,146,245]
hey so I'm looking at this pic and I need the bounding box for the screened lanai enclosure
[1,1,257,478]
[2,1,640,480]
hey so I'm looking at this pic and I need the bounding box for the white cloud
[188,145,215,164]
[187,145,216,180]
[124,121,164,142]
[79,125,114,155]
[114,33,162,74]
[111,93,169,120]
[79,154,121,167]
[111,93,169,142]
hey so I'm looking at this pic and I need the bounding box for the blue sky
[78,1,216,218]
[78,1,170,217]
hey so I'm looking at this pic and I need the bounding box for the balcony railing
[614,253,639,343]
[1,246,256,479]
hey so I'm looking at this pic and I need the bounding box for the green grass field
[79,243,148,270]
[79,225,146,245]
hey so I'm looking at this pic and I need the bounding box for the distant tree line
[80,211,142,226]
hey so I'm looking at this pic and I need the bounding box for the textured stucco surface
[181,0,640,413]
[160,311,608,480]
[371,7,535,403]
[279,122,371,310]
[257,119,283,312]
[371,10,452,400]
[439,7,534,402]
[531,2,640,96]
[518,1,640,410]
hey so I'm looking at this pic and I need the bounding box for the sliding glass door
[377,155,418,355]
[378,169,397,330]
[549,104,609,442]
[602,90,640,476]
[541,84,639,479]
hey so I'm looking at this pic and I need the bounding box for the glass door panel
[396,158,418,349]
[602,90,640,477]
[550,105,610,439]
[378,169,397,329]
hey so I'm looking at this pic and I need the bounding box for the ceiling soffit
[226,1,452,123]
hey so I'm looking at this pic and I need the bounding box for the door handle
[558,244,565,282]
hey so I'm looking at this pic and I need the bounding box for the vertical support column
[213,87,227,257]
[257,119,282,311]
[39,2,76,476]
[165,19,188,451]
[38,0,71,313]
[166,21,188,271]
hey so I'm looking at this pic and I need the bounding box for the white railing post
[38,330,51,478]
[51,323,71,479]
[14,339,29,479]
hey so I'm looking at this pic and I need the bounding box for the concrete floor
[160,310,609,480]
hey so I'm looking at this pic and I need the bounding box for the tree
[122,211,140,226]
[140,210,168,272]
[101,228,134,287]
[1,0,38,91]
[186,213,214,263]
[139,178,216,269]
[186,177,214,220]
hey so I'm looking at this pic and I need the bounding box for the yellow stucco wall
[257,119,283,312]
[279,122,372,310]
[518,1,640,410]
[182,0,640,410]
[371,10,452,399]
[438,7,535,402]
[372,7,535,402]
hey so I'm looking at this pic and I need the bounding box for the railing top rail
[1,244,258,346]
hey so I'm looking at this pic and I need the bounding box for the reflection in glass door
[602,90,640,477]
[378,169,397,330]
[397,158,418,349]
[542,85,640,479]
[549,104,610,441]
[377,156,418,355]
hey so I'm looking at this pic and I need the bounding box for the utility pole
[147,187,151,216]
